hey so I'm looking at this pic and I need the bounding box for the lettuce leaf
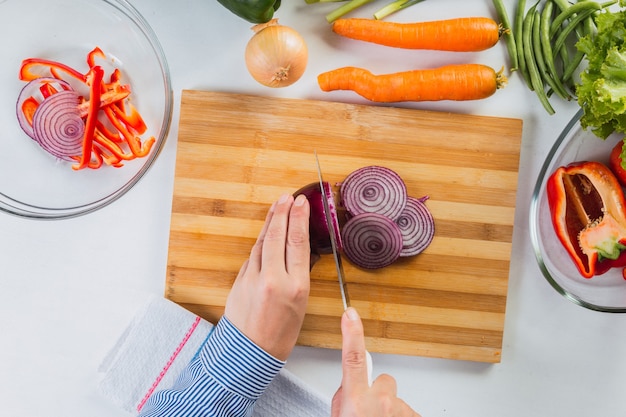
[576,7,626,139]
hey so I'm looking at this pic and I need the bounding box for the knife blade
[314,152,373,386]
[314,151,350,311]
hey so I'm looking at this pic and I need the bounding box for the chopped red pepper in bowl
[16,47,156,170]
[0,0,172,219]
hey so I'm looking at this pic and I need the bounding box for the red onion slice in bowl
[31,90,84,161]
[16,77,73,140]
[340,165,408,220]
[341,212,403,269]
[395,196,435,257]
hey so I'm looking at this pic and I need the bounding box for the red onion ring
[16,77,73,140]
[341,212,403,269]
[340,166,408,220]
[32,90,85,161]
[395,196,435,257]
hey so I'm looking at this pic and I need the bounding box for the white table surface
[2,1,625,416]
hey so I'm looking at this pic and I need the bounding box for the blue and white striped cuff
[200,316,285,401]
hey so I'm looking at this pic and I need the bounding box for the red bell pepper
[72,65,104,170]
[21,97,39,126]
[87,46,106,68]
[76,81,131,118]
[547,161,626,278]
[19,57,86,83]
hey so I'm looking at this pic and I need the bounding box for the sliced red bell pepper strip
[88,145,104,169]
[110,68,122,84]
[76,83,131,118]
[103,106,154,158]
[87,46,106,68]
[94,130,134,161]
[39,82,59,99]
[96,121,123,143]
[19,58,86,83]
[21,97,39,126]
[110,101,147,134]
[93,143,123,168]
[547,161,626,278]
[72,66,104,170]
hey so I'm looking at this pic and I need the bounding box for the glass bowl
[530,109,626,312]
[0,0,172,219]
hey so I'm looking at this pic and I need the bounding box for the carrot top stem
[495,67,509,90]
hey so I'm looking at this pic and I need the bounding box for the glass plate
[0,0,172,219]
[530,108,626,312]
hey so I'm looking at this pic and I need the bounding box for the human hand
[331,308,421,417]
[224,193,311,361]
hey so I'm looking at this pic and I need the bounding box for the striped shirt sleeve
[137,316,285,417]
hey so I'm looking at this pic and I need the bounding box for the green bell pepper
[217,0,281,24]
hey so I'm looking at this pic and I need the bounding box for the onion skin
[395,196,435,257]
[340,165,408,220]
[294,181,342,255]
[341,212,403,270]
[245,19,308,88]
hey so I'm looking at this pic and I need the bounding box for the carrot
[332,17,505,51]
[317,64,507,102]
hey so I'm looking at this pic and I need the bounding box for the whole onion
[31,90,84,161]
[341,212,403,270]
[340,165,408,220]
[245,19,308,88]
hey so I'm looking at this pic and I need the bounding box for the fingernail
[278,193,289,204]
[294,194,306,206]
[346,307,359,321]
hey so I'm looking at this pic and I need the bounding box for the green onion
[373,0,426,20]
[326,0,375,23]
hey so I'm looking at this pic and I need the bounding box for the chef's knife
[314,152,373,385]
[314,152,349,310]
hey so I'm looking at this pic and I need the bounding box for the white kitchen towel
[99,295,331,417]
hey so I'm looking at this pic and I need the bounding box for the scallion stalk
[326,0,375,22]
[373,0,426,20]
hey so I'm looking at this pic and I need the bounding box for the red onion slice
[294,181,342,255]
[32,90,85,161]
[340,166,408,220]
[395,196,435,257]
[341,212,403,269]
[16,77,73,140]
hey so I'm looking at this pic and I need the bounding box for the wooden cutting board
[166,90,523,363]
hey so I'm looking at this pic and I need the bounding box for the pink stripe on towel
[136,315,202,412]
